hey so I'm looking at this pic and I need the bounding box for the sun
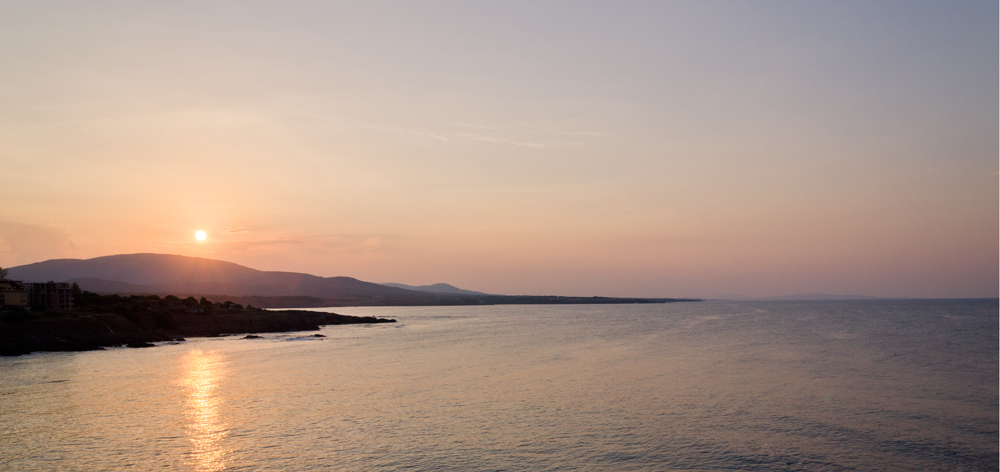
[195,231,207,241]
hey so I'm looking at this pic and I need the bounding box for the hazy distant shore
[0,294,699,356]
[6,254,702,309]
[141,295,703,308]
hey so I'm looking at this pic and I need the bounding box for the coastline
[0,309,395,357]
[0,286,699,356]
[190,295,703,309]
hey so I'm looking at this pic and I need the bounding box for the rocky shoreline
[0,309,395,357]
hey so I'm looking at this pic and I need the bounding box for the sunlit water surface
[1,300,996,471]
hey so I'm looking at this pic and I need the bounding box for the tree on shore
[0,266,8,280]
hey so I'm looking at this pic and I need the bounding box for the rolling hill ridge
[8,254,423,300]
[7,253,695,307]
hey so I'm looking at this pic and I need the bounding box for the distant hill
[381,282,487,296]
[7,253,425,300]
[6,253,696,307]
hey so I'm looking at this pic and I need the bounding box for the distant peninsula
[6,253,700,308]
[0,288,395,356]
[1,253,700,356]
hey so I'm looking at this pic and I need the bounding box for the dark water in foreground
[1,299,997,471]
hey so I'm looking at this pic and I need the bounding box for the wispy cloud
[514,122,611,137]
[452,121,608,147]
[559,130,611,137]
[367,126,449,142]
[367,122,603,148]
[0,221,77,266]
[161,234,381,256]
[452,122,501,131]
[301,113,333,121]
[458,133,549,148]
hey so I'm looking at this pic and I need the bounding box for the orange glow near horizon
[0,2,996,298]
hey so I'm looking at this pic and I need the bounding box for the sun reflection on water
[180,349,230,472]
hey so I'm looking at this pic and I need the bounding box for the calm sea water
[1,300,996,471]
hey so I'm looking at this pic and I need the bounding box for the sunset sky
[1,1,996,298]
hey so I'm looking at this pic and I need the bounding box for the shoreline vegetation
[0,288,396,356]
[0,281,700,356]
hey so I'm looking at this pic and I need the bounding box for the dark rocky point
[0,289,396,356]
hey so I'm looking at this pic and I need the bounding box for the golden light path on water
[180,349,229,472]
[0,302,995,470]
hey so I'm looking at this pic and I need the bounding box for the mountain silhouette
[380,282,487,296]
[7,253,694,307]
[7,253,425,299]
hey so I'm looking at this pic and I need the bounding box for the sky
[1,1,997,298]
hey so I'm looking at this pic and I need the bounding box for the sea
[1,299,996,471]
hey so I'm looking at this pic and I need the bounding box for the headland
[0,289,395,356]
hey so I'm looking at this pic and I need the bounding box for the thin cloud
[459,133,549,148]
[166,234,381,256]
[367,126,449,142]
[452,122,502,131]
[559,131,611,137]
[301,114,333,121]
[0,221,77,266]
[514,122,610,137]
